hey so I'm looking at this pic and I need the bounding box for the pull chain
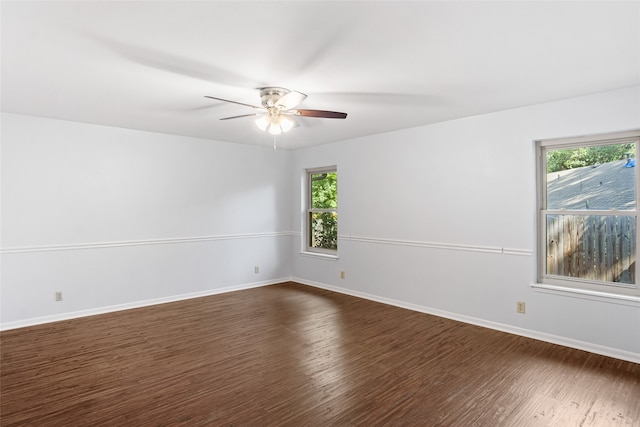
[273,135,277,151]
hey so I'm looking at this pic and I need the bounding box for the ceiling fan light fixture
[279,115,295,133]
[268,122,282,135]
[255,115,269,131]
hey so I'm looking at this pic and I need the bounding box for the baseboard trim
[5,276,638,364]
[0,277,291,331]
[293,277,640,364]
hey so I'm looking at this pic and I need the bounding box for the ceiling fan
[205,87,347,136]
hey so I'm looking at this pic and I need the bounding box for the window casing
[536,130,640,297]
[306,167,338,254]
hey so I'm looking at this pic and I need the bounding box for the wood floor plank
[1,282,639,426]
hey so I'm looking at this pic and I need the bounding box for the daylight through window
[537,130,640,296]
[307,167,337,253]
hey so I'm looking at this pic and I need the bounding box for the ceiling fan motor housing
[259,87,289,108]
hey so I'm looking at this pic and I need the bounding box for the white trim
[294,277,640,364]
[543,209,636,216]
[305,166,338,253]
[531,283,640,307]
[536,130,640,295]
[4,276,637,363]
[298,251,339,261]
[0,277,291,331]
[536,129,640,148]
[339,235,533,256]
[0,231,295,255]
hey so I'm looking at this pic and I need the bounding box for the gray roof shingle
[547,160,636,210]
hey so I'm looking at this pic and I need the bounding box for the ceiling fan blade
[204,95,262,110]
[220,113,263,120]
[294,109,348,119]
[275,91,307,110]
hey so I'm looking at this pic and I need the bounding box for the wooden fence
[546,215,635,284]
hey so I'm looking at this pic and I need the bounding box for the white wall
[291,86,640,361]
[3,87,639,362]
[1,113,292,327]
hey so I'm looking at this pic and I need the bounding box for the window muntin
[307,168,337,253]
[537,131,640,296]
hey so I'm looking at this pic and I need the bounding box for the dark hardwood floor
[1,282,639,426]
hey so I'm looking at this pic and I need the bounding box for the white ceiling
[2,1,639,149]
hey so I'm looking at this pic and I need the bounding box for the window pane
[546,214,635,284]
[546,143,636,210]
[309,212,338,250]
[311,172,337,209]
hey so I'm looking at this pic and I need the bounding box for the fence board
[545,215,635,284]
[546,216,557,275]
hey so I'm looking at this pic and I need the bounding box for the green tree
[546,143,634,173]
[310,172,337,250]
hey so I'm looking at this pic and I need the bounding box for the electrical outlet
[55,291,63,301]
[254,266,259,274]
[516,301,526,314]
[340,271,345,279]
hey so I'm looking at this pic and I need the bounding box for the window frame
[536,130,640,298]
[305,166,338,255]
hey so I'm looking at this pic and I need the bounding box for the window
[306,167,338,254]
[536,130,640,297]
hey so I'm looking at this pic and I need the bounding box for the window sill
[531,283,640,307]
[298,251,339,261]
